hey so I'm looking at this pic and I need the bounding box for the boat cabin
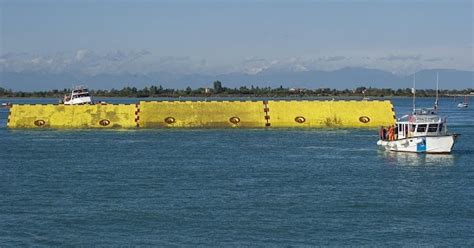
[62,86,93,105]
[396,109,447,139]
[395,108,447,140]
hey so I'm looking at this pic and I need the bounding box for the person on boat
[379,126,387,140]
[388,125,395,141]
[394,125,398,140]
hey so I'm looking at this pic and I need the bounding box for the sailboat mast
[412,73,416,113]
[435,72,439,109]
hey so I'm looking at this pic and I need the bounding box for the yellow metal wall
[138,101,266,128]
[7,100,395,129]
[267,100,395,128]
[7,104,137,128]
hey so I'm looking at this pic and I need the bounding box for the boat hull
[377,135,457,154]
[64,96,92,105]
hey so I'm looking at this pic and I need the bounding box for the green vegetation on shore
[1,81,472,98]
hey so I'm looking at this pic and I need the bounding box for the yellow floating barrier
[7,100,395,129]
[267,100,396,128]
[138,101,266,128]
[7,104,137,128]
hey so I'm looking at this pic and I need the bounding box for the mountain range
[1,67,472,91]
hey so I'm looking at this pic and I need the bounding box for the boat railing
[413,108,438,115]
[410,115,442,123]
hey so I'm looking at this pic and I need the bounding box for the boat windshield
[72,93,90,99]
[73,89,89,94]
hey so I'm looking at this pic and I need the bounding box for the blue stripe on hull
[416,137,427,152]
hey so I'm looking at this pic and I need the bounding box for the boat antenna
[435,72,439,110]
[412,72,416,113]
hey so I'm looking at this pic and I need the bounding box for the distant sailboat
[362,88,370,100]
[457,95,469,108]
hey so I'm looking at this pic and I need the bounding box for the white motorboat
[377,108,458,153]
[457,102,469,108]
[457,96,469,108]
[61,86,93,105]
[377,73,459,154]
[1,102,12,108]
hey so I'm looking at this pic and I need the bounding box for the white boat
[457,96,469,108]
[61,86,93,105]
[377,109,458,153]
[377,73,459,154]
[457,102,469,108]
[1,102,12,108]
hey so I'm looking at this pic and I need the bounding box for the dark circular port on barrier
[164,117,176,124]
[99,119,111,126]
[34,120,46,127]
[359,116,370,123]
[295,116,306,123]
[229,116,241,124]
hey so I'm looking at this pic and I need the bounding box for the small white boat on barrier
[61,86,93,105]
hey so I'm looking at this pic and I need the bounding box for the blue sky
[0,0,472,76]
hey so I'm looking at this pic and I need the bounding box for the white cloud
[75,49,90,61]
[378,54,422,62]
[30,58,41,64]
[0,49,471,76]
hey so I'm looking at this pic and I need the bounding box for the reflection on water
[379,150,455,166]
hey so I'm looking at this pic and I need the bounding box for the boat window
[428,124,438,132]
[410,125,416,132]
[438,123,444,132]
[416,124,427,132]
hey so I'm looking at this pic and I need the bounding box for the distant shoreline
[1,82,472,99]
[0,95,470,100]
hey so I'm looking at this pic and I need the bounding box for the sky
[0,0,473,77]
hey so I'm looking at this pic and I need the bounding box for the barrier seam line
[263,100,271,127]
[135,103,140,128]
[7,105,12,127]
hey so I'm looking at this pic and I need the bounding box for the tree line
[0,81,472,98]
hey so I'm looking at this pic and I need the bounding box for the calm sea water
[1,97,473,246]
